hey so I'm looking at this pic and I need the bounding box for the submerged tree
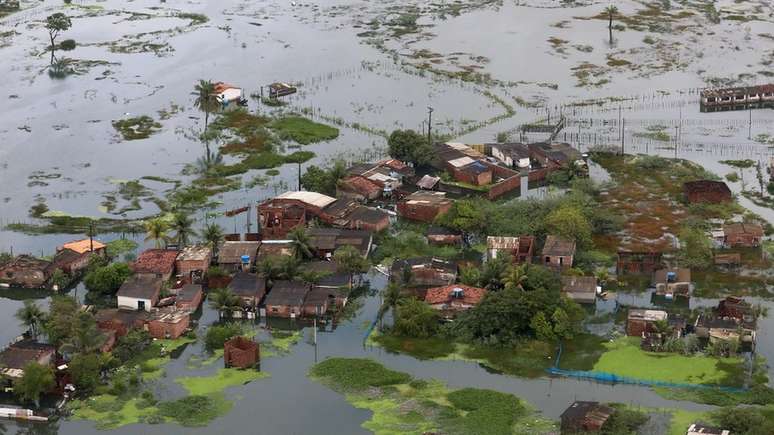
[208,287,242,318]
[334,245,370,287]
[15,362,55,408]
[605,5,618,45]
[45,13,72,64]
[192,80,219,133]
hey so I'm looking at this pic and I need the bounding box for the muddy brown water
[1,0,774,433]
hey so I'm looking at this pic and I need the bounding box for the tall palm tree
[605,5,618,30]
[379,283,403,319]
[15,301,45,339]
[257,256,282,287]
[288,227,313,260]
[171,213,196,247]
[144,218,169,249]
[192,79,219,133]
[278,256,300,280]
[208,287,242,318]
[202,223,224,257]
[195,149,223,175]
[502,264,528,291]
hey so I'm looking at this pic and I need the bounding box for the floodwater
[1,0,774,433]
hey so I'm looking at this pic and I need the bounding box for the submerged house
[0,255,53,288]
[117,275,163,312]
[147,308,190,340]
[132,249,178,281]
[486,236,534,264]
[264,280,310,318]
[700,84,774,112]
[561,276,598,304]
[213,82,246,108]
[424,284,487,318]
[695,296,757,349]
[616,251,663,275]
[0,339,56,380]
[541,235,575,269]
[723,222,764,247]
[54,238,107,275]
[626,309,668,337]
[652,268,691,301]
[397,191,453,223]
[683,180,732,204]
[218,241,262,272]
[560,401,613,433]
[228,272,267,309]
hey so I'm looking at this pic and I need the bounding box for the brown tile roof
[265,280,310,306]
[340,176,382,196]
[683,180,731,196]
[561,276,598,294]
[117,275,163,300]
[723,222,764,237]
[424,284,486,306]
[133,249,178,275]
[0,340,55,370]
[218,241,261,264]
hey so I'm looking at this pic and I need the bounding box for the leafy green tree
[480,256,509,290]
[59,311,105,355]
[379,282,403,319]
[257,256,282,285]
[42,296,79,348]
[435,200,487,242]
[545,205,592,248]
[288,227,314,260]
[144,218,169,249]
[393,298,439,338]
[530,311,555,342]
[204,323,243,351]
[15,301,45,339]
[45,13,71,60]
[0,252,12,265]
[14,362,55,408]
[300,160,347,196]
[605,5,618,30]
[192,79,219,132]
[69,353,101,394]
[113,330,152,362]
[83,263,132,294]
[522,264,561,293]
[459,265,481,287]
[678,226,713,269]
[387,129,434,167]
[171,213,196,247]
[208,287,242,318]
[551,307,573,340]
[334,245,370,287]
[202,223,224,256]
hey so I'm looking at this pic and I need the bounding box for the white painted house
[117,276,163,312]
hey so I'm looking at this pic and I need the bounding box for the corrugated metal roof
[448,156,475,168]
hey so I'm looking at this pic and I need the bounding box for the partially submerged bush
[309,358,411,391]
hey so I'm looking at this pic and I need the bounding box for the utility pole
[621,118,625,155]
[749,104,752,140]
[297,162,302,191]
[427,106,434,145]
[88,220,95,252]
[313,317,318,363]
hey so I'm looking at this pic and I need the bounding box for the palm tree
[192,80,219,133]
[144,218,169,249]
[15,301,45,339]
[605,5,618,30]
[278,256,300,280]
[171,213,196,247]
[502,264,528,291]
[208,287,242,318]
[379,283,404,319]
[595,268,611,288]
[288,227,313,260]
[194,149,223,175]
[202,223,224,257]
[334,245,370,287]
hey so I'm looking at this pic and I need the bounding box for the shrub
[59,39,76,50]
[204,323,243,351]
[113,330,152,362]
[309,358,412,391]
[157,395,222,427]
[83,263,132,294]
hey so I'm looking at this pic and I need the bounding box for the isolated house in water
[652,268,692,301]
[224,336,259,369]
[683,180,732,204]
[0,255,54,288]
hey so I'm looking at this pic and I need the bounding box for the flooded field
[1,0,774,433]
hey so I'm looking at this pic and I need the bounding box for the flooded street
[2,0,774,433]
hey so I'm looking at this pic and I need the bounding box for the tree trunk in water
[608,15,612,30]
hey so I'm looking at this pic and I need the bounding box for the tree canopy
[387,129,434,167]
[300,160,346,196]
[83,262,132,294]
[15,362,55,408]
[392,298,440,338]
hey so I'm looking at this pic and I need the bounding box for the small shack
[218,241,261,272]
[723,222,764,247]
[175,246,212,282]
[541,235,575,268]
[427,226,463,246]
[264,280,310,318]
[397,191,453,223]
[390,257,457,288]
[686,423,730,435]
[267,82,297,99]
[561,276,598,304]
[117,275,163,312]
[301,287,338,317]
[653,268,691,301]
[486,236,534,263]
[55,238,107,274]
[228,272,267,309]
[224,336,259,369]
[683,180,732,204]
[147,308,190,340]
[560,401,614,433]
[424,284,487,318]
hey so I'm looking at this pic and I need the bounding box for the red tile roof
[132,249,178,275]
[340,175,381,196]
[424,284,487,306]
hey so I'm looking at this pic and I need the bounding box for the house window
[138,300,146,311]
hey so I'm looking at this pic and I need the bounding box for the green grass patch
[156,393,231,427]
[592,337,745,386]
[70,396,154,429]
[309,358,557,434]
[112,116,162,140]
[263,330,303,356]
[269,116,339,145]
[720,159,755,168]
[176,368,269,395]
